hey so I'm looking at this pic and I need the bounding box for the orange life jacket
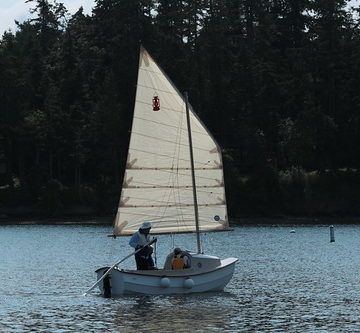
[172,257,185,270]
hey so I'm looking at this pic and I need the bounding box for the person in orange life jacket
[171,248,190,270]
[129,222,157,270]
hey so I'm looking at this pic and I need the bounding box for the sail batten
[126,167,222,171]
[126,149,221,168]
[126,185,222,189]
[113,47,228,236]
[121,203,225,208]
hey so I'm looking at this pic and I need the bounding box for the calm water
[1,223,360,332]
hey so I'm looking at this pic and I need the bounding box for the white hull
[95,255,237,296]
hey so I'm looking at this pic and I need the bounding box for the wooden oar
[83,238,156,296]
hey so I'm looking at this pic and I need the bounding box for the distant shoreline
[0,215,113,225]
[234,216,360,225]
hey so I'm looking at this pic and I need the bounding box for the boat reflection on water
[113,293,238,332]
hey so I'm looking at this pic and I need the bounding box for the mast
[184,92,201,254]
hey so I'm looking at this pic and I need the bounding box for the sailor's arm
[129,233,139,248]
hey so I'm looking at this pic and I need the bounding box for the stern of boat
[95,266,124,296]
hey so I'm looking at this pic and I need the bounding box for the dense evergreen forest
[1,0,360,219]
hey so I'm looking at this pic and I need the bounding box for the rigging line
[112,229,233,237]
[117,217,225,227]
[135,60,225,231]
[139,72,185,109]
[133,100,217,154]
[124,185,223,192]
[127,149,221,172]
[140,64,192,101]
[120,193,208,206]
[136,70,209,138]
[116,212,200,223]
[133,115,210,137]
[133,107,213,141]
[117,212,183,221]
[142,63,158,89]
[127,166,222,171]
[171,234,174,250]
[138,68,193,227]
[132,102,190,154]
[119,202,225,209]
[120,203,225,210]
[127,176,222,186]
[142,65,169,104]
[161,98,185,229]
[140,67,184,112]
[140,65,209,144]
[141,217,204,227]
[199,160,214,168]
[122,191,225,201]
[173,103,187,233]
[130,131,212,153]
[158,115,181,220]
[126,167,223,182]
[117,220,222,231]
[136,95,182,112]
[125,167,223,182]
[154,240,157,266]
[176,151,188,232]
[125,174,223,185]
[125,176,223,188]
[125,182,223,192]
[127,148,190,164]
[134,102,217,154]
[139,66,180,82]
[139,69,185,147]
[118,211,199,221]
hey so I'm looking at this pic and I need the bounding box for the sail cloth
[113,47,229,236]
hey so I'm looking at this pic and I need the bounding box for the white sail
[113,47,228,235]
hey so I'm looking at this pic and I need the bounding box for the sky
[0,0,359,36]
[0,0,95,34]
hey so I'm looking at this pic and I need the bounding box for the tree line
[1,0,360,218]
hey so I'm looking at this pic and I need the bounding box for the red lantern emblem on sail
[152,95,160,111]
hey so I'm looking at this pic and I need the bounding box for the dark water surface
[1,224,360,332]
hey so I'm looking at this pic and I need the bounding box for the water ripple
[1,224,360,332]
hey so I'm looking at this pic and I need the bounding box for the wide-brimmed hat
[140,222,152,229]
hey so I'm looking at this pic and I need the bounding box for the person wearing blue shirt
[129,222,156,270]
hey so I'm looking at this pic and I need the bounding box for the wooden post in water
[330,225,335,242]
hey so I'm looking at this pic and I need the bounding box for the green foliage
[1,0,360,218]
[226,168,360,217]
[39,179,64,215]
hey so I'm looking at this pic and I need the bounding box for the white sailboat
[94,46,237,296]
